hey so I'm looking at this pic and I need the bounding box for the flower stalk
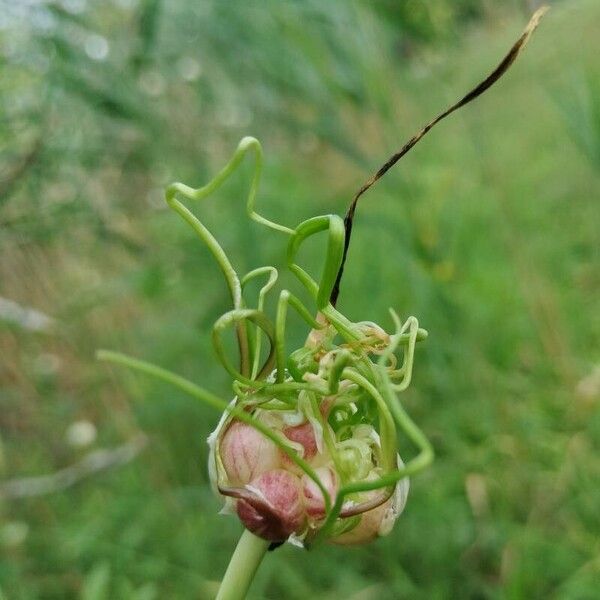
[215,530,270,600]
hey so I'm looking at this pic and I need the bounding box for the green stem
[216,529,270,600]
[97,350,331,507]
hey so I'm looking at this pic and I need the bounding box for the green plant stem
[216,529,270,600]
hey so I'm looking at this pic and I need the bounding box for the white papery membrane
[381,455,410,536]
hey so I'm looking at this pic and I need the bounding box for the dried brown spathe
[331,6,549,306]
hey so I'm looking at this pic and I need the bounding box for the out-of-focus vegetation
[1,0,599,598]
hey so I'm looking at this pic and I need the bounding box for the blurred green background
[1,0,599,598]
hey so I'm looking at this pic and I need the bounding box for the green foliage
[1,0,599,598]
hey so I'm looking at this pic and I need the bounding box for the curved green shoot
[275,290,323,383]
[96,349,332,513]
[101,134,435,554]
[241,267,278,379]
[212,309,276,386]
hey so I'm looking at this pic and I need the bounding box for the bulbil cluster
[208,318,420,545]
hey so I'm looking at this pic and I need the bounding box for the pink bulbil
[330,493,395,545]
[281,422,318,464]
[220,420,280,486]
[236,469,306,542]
[301,466,338,519]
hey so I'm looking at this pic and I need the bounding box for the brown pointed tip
[529,5,550,30]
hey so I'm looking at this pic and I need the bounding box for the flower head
[208,313,425,546]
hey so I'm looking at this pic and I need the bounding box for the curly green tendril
[97,135,432,542]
